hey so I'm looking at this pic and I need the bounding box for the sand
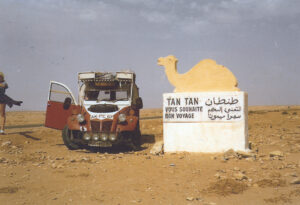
[0,106,300,204]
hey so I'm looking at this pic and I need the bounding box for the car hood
[83,100,130,120]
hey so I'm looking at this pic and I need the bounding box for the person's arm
[0,82,8,89]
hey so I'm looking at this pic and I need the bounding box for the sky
[0,0,300,111]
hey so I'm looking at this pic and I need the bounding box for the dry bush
[204,179,248,196]
[256,179,286,188]
[264,194,291,204]
[0,186,19,194]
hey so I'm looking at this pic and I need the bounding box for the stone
[194,197,203,201]
[150,141,164,155]
[290,178,300,184]
[204,202,216,205]
[245,157,255,161]
[237,151,255,159]
[57,164,64,169]
[186,197,194,201]
[1,141,11,147]
[81,157,90,162]
[214,173,221,179]
[291,173,298,177]
[224,149,238,159]
[269,151,284,157]
[210,156,217,160]
[233,172,247,181]
[222,156,229,161]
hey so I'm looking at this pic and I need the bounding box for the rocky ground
[1,106,300,204]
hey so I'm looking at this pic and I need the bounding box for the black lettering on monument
[165,107,178,112]
[170,98,181,106]
[176,113,194,119]
[184,97,199,105]
[205,99,213,106]
[165,113,175,119]
[167,97,172,106]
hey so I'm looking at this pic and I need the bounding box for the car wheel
[131,128,142,150]
[62,125,81,150]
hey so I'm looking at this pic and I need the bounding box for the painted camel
[157,55,239,92]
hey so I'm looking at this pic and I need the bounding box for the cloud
[79,10,98,21]
[3,0,299,35]
[130,0,300,35]
[139,10,173,24]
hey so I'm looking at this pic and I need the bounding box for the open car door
[45,81,78,130]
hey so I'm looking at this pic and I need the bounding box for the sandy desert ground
[1,106,300,204]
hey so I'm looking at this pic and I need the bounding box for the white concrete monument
[158,55,248,152]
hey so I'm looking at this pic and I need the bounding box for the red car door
[45,81,78,130]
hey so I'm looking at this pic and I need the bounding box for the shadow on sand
[56,134,156,154]
[8,131,41,141]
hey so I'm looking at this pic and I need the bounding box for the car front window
[85,90,130,101]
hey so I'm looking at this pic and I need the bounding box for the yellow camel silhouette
[157,55,240,92]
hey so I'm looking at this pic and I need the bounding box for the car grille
[102,120,113,132]
[91,121,100,132]
[90,120,113,132]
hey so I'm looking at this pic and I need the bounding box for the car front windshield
[85,89,130,102]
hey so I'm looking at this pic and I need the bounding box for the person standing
[0,72,23,134]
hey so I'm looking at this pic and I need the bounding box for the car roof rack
[78,71,135,83]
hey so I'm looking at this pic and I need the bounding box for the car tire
[62,125,81,150]
[131,128,142,150]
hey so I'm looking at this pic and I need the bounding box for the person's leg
[0,103,6,133]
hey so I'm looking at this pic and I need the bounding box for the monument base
[163,92,248,153]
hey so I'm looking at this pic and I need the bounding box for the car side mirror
[63,97,72,110]
[136,97,143,109]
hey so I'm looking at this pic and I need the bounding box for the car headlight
[93,133,99,141]
[109,133,117,141]
[77,114,85,123]
[101,133,108,141]
[118,114,126,122]
[83,133,91,140]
